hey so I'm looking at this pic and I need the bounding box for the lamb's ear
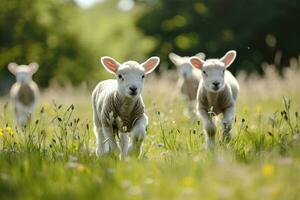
[168,53,182,66]
[101,56,120,74]
[29,62,39,74]
[194,52,206,60]
[190,57,204,70]
[142,56,160,74]
[8,63,18,75]
[220,50,236,68]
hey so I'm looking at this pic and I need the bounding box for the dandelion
[262,164,274,176]
[5,127,14,136]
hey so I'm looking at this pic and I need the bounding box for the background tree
[0,0,96,93]
[135,0,300,74]
[0,0,154,94]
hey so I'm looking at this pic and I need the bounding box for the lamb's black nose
[129,87,137,92]
[212,81,220,87]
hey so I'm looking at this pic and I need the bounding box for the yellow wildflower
[243,105,249,114]
[262,164,274,176]
[182,176,195,187]
[0,129,3,138]
[255,105,262,113]
[6,127,14,136]
[77,164,87,172]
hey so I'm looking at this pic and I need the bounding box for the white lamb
[169,52,205,120]
[8,63,39,127]
[92,56,160,158]
[189,50,239,148]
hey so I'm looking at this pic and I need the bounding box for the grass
[0,65,300,200]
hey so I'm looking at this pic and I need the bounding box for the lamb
[169,52,206,120]
[189,50,239,148]
[8,63,39,127]
[92,56,160,158]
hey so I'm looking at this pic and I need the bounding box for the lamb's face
[201,60,226,93]
[15,67,33,83]
[101,56,160,98]
[116,62,146,98]
[190,50,237,93]
[8,63,39,83]
[178,63,193,79]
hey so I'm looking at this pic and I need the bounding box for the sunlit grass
[0,66,300,199]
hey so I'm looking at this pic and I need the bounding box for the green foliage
[0,0,156,91]
[0,0,95,88]
[135,0,300,73]
[73,0,155,62]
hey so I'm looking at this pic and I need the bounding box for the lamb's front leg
[221,105,235,142]
[119,133,129,159]
[102,126,119,156]
[128,115,148,157]
[94,125,110,156]
[17,110,29,127]
[199,109,216,149]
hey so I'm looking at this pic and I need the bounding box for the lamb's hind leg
[199,109,216,149]
[221,106,235,142]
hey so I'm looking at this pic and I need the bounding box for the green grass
[0,67,300,200]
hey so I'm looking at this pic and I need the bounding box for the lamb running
[189,50,239,148]
[8,63,39,127]
[169,52,205,120]
[92,56,160,158]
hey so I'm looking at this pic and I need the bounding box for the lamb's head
[169,52,205,79]
[8,63,39,83]
[101,56,160,98]
[190,50,236,93]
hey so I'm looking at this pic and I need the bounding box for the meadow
[0,64,300,200]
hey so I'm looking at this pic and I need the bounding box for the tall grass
[0,63,300,199]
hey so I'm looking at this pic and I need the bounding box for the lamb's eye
[202,70,207,75]
[118,74,123,79]
[142,75,145,79]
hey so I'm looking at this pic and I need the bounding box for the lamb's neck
[115,91,139,114]
[183,77,193,85]
[18,81,31,86]
[205,89,219,104]
[202,87,223,111]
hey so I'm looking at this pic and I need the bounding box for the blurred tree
[0,0,94,93]
[72,0,155,74]
[0,0,156,94]
[135,0,300,74]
